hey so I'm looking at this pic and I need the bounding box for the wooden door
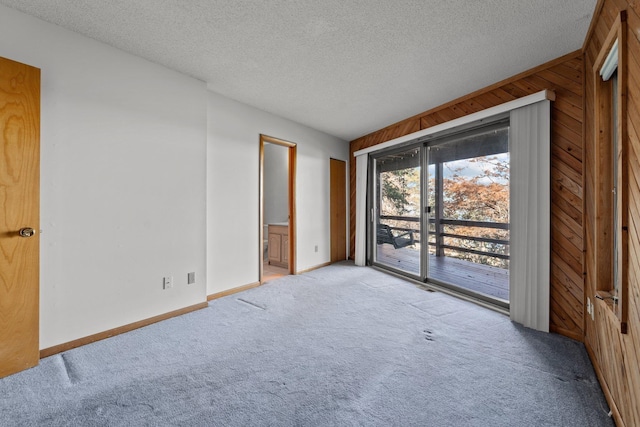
[330,159,347,262]
[0,57,40,378]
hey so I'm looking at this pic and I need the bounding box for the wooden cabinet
[268,233,282,264]
[268,224,289,268]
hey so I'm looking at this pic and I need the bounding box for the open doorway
[260,135,296,283]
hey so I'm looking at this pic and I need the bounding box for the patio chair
[377,224,415,249]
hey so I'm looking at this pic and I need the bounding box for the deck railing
[379,215,509,261]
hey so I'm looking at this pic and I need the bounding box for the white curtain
[509,100,551,332]
[355,154,368,266]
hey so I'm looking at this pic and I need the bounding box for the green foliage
[380,168,420,216]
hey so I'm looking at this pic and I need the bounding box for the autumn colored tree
[381,154,509,269]
[437,154,509,268]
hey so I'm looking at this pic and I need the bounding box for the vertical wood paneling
[349,50,585,341]
[582,1,639,426]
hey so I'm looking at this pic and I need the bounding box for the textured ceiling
[0,1,596,141]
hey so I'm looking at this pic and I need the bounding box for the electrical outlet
[187,272,195,284]
[314,245,318,252]
[163,276,173,290]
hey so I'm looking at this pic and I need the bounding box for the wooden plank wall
[583,1,640,426]
[349,51,585,340]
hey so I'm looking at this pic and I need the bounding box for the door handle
[19,227,36,238]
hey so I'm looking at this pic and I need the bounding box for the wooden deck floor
[376,244,509,301]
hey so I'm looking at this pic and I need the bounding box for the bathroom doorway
[259,135,297,283]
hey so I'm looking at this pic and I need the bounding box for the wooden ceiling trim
[474,91,507,108]
[501,82,533,98]
[419,115,440,129]
[455,101,481,115]
[548,62,582,84]
[431,108,461,124]
[563,57,584,71]
[487,87,518,103]
[464,95,494,110]
[537,69,583,96]
[516,73,553,89]
[511,78,547,97]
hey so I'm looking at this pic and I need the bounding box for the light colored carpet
[1,262,613,426]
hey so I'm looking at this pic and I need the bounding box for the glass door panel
[373,146,422,277]
[427,124,510,302]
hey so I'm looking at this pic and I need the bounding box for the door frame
[259,134,297,283]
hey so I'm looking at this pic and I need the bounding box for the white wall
[263,143,289,225]
[0,4,350,348]
[208,93,349,294]
[0,6,208,349]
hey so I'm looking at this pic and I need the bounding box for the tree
[378,154,510,269]
[440,154,509,268]
[380,168,420,217]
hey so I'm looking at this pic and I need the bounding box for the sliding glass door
[427,122,510,303]
[371,119,510,305]
[372,146,422,278]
